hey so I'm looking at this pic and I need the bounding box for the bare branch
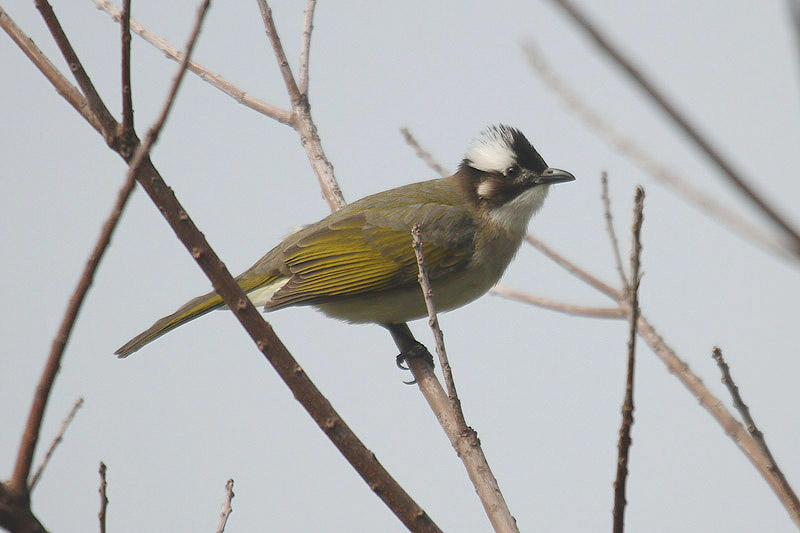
[400,128,449,177]
[491,286,624,319]
[524,42,791,261]
[10,166,138,494]
[0,6,102,133]
[120,0,134,139]
[127,0,211,177]
[98,462,108,533]
[91,0,293,125]
[28,397,84,492]
[412,225,463,416]
[601,173,627,286]
[525,234,622,300]
[298,0,316,96]
[791,0,800,76]
[612,187,644,533]
[215,478,235,533]
[636,316,800,527]
[35,0,118,140]
[392,338,519,533]
[256,0,302,106]
[712,347,800,517]
[543,0,800,257]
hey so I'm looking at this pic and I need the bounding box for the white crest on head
[465,126,517,173]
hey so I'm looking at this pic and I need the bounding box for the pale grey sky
[2,1,800,531]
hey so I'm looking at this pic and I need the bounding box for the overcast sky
[2,1,800,531]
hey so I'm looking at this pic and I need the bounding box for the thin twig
[35,0,118,140]
[411,225,461,416]
[0,7,102,133]
[712,347,800,516]
[98,462,108,533]
[28,397,84,492]
[10,164,138,494]
[120,0,134,141]
[601,173,627,286]
[298,0,316,96]
[400,128,448,177]
[256,0,302,107]
[491,286,624,319]
[215,478,235,533]
[612,187,644,533]
[127,0,211,176]
[91,0,292,125]
[525,234,622,300]
[545,0,800,257]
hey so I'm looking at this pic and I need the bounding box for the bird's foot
[396,342,435,385]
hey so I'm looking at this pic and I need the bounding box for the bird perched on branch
[116,125,574,357]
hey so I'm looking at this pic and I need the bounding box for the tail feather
[115,291,225,358]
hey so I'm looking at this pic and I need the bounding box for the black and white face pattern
[463,125,549,206]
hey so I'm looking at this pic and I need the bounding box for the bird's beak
[538,167,575,185]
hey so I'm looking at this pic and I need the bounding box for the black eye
[504,165,519,177]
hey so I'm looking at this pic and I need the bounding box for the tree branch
[544,0,800,257]
[612,187,644,533]
[712,347,800,517]
[0,6,102,133]
[29,397,84,492]
[523,41,792,261]
[491,286,624,319]
[215,478,235,533]
[91,0,293,125]
[400,128,448,177]
[34,0,118,141]
[98,462,108,533]
[298,0,316,96]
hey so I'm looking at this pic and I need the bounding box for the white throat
[486,185,550,233]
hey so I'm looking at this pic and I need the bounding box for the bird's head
[458,124,574,231]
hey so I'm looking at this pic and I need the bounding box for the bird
[115,125,574,357]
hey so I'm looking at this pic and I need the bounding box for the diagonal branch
[29,397,84,492]
[35,0,118,140]
[601,173,628,286]
[256,0,302,107]
[545,0,800,257]
[10,164,137,494]
[712,347,800,517]
[523,42,791,261]
[401,128,449,177]
[0,6,102,133]
[91,0,293,125]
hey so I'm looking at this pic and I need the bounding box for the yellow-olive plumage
[115,125,574,357]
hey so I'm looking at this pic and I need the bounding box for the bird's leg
[382,323,435,383]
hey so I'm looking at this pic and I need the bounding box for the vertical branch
[98,462,108,533]
[612,187,644,533]
[298,0,316,96]
[547,0,800,256]
[411,225,463,423]
[215,478,235,533]
[601,173,627,286]
[120,0,134,141]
